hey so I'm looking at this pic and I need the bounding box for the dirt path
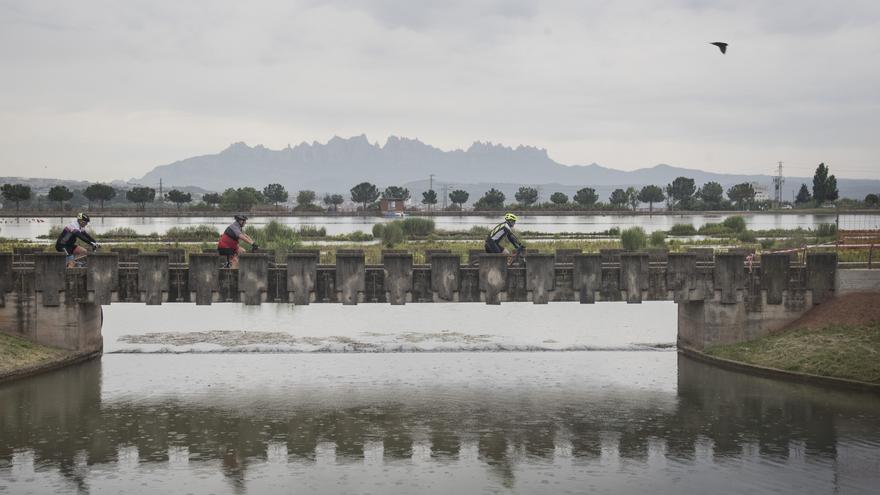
[786,292,880,330]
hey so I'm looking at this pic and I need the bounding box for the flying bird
[710,42,728,54]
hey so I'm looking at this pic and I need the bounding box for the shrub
[102,226,140,238]
[620,227,647,251]
[372,223,385,238]
[698,222,733,236]
[381,222,404,247]
[649,230,666,247]
[348,231,373,242]
[401,217,435,237]
[607,227,620,236]
[244,220,301,252]
[816,223,837,238]
[759,238,775,250]
[468,225,490,237]
[296,225,327,237]
[722,216,747,233]
[165,225,218,241]
[737,230,757,243]
[669,223,697,236]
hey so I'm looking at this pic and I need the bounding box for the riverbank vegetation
[705,323,880,384]
[705,292,880,384]
[0,334,66,377]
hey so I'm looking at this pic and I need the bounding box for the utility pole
[159,178,163,198]
[442,183,448,210]
[772,161,784,206]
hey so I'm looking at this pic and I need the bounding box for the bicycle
[508,245,527,267]
[222,243,259,268]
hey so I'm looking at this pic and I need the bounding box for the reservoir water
[3,213,880,240]
[2,303,879,494]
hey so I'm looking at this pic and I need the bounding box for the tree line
[0,163,869,213]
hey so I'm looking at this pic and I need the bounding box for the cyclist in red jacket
[217,214,257,268]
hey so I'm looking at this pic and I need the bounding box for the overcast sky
[1,0,878,181]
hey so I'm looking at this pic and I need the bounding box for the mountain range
[136,135,879,203]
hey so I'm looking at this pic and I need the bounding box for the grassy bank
[705,323,880,384]
[0,333,67,376]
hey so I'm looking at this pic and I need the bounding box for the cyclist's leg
[71,246,87,267]
[58,246,76,268]
[231,246,245,269]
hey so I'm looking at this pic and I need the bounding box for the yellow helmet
[504,212,518,222]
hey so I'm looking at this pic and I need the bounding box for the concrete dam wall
[0,250,858,352]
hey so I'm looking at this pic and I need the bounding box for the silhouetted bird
[710,42,728,54]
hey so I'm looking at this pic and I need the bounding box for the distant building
[751,182,770,202]
[380,197,406,217]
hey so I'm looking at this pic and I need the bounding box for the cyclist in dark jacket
[484,213,524,254]
[55,213,99,267]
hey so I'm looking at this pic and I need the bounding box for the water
[3,213,879,240]
[2,304,880,494]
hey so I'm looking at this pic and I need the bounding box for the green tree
[126,186,156,210]
[220,187,262,211]
[620,227,647,251]
[382,186,410,200]
[83,183,116,209]
[550,192,568,205]
[795,184,812,205]
[637,185,665,214]
[609,188,629,209]
[626,186,639,211]
[202,192,222,208]
[350,182,380,212]
[421,189,438,209]
[296,190,316,208]
[573,187,598,207]
[514,186,539,206]
[473,188,505,210]
[47,185,73,210]
[165,189,192,212]
[668,177,696,210]
[812,163,838,204]
[865,193,879,207]
[697,181,724,210]
[727,183,756,210]
[263,183,289,207]
[1,183,32,210]
[323,193,344,212]
[448,189,469,210]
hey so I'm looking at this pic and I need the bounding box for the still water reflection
[2,352,879,494]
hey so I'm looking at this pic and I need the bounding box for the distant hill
[130,135,877,202]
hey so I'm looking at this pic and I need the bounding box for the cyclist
[217,214,258,268]
[55,213,100,267]
[484,212,524,257]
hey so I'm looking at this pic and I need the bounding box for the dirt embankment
[784,292,880,330]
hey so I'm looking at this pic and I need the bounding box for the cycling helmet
[234,214,248,222]
[76,212,90,223]
[504,212,518,222]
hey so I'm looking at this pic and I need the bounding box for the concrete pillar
[238,253,269,305]
[111,247,140,263]
[430,254,461,301]
[383,253,413,305]
[468,249,484,266]
[287,253,318,305]
[34,253,66,307]
[86,252,118,305]
[138,253,169,305]
[600,249,623,263]
[713,253,746,304]
[807,252,837,304]
[760,253,790,305]
[572,254,601,303]
[336,251,365,305]
[158,248,186,264]
[188,254,219,305]
[620,253,649,304]
[645,249,669,263]
[424,249,451,265]
[687,247,714,262]
[0,291,102,353]
[525,254,555,304]
[555,249,582,264]
[478,254,508,305]
[666,254,696,302]
[0,253,11,307]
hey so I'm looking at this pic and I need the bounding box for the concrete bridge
[0,249,875,356]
